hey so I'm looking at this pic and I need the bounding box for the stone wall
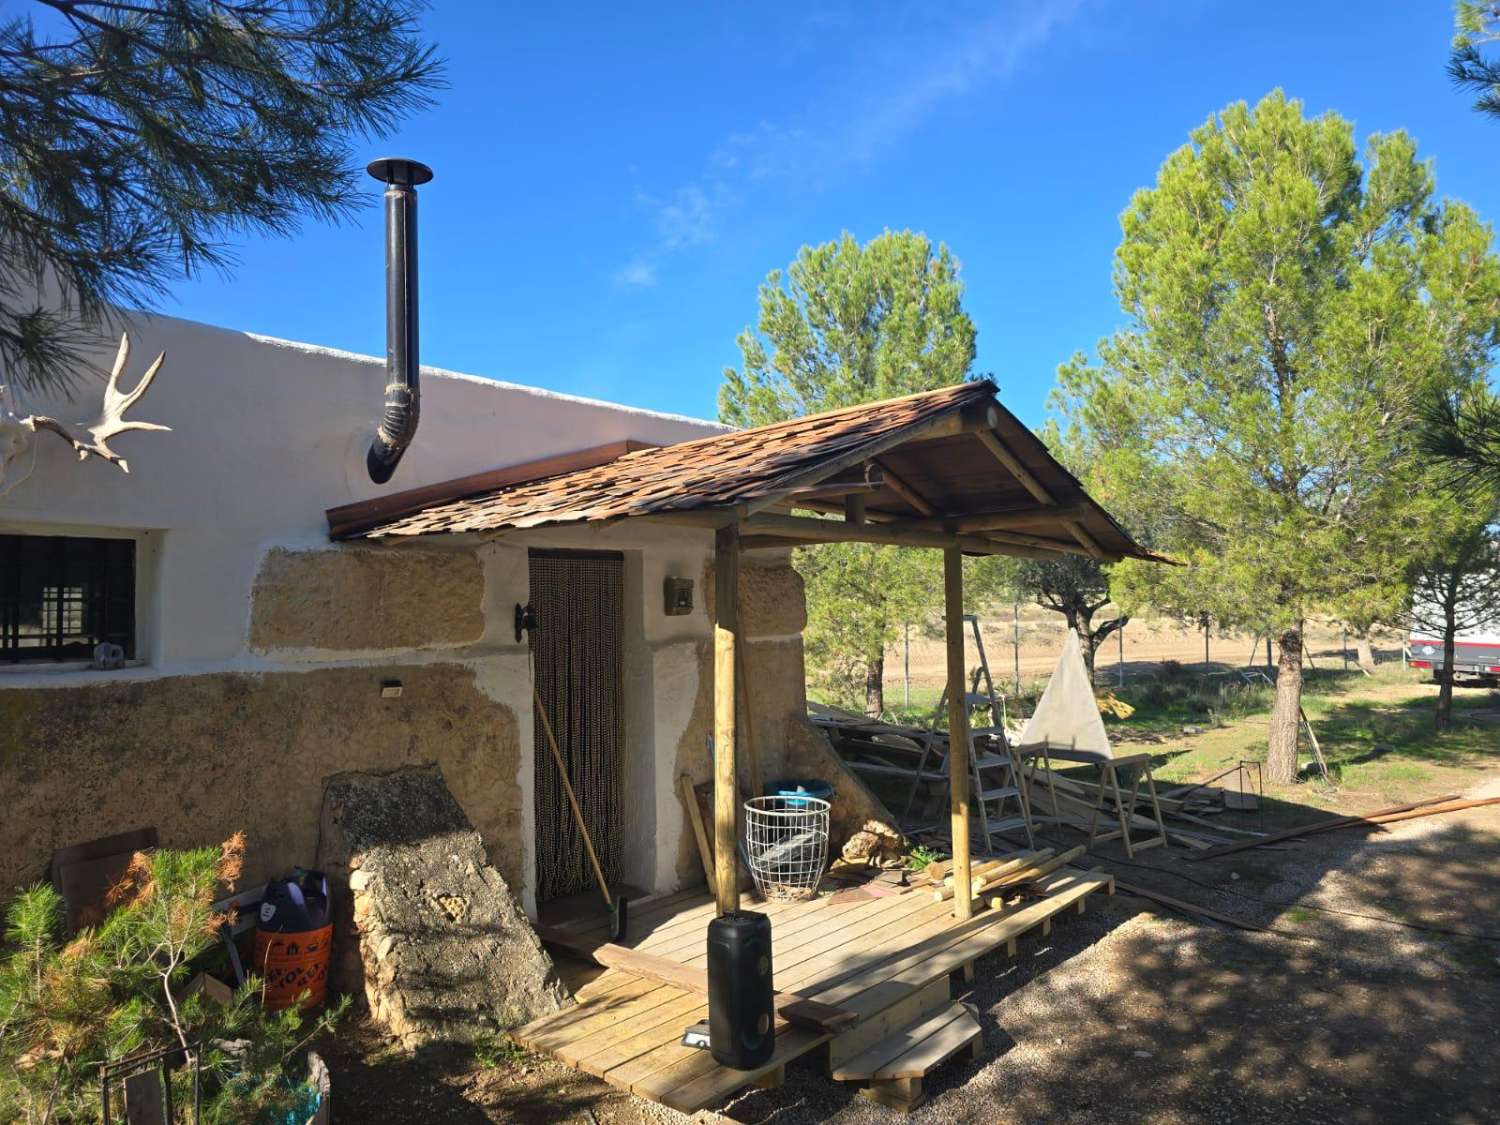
[0,663,524,894]
[250,546,485,652]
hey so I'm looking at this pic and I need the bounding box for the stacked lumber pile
[1023,765,1272,852]
[907,846,1089,915]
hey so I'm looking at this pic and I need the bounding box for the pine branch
[0,0,444,394]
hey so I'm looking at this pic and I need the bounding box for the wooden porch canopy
[326,380,1159,922]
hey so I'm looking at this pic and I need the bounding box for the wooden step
[832,1001,980,1081]
[977,785,1020,801]
[827,976,950,1068]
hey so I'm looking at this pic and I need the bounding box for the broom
[533,683,627,941]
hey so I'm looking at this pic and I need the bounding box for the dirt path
[888,616,1390,693]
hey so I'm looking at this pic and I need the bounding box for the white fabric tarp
[1017,630,1112,760]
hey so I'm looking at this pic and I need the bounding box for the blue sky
[162,1,1499,428]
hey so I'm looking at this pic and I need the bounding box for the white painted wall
[0,308,724,678]
[0,308,735,911]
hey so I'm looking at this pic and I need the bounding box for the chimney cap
[367,157,434,187]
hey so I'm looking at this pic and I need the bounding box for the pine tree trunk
[1437,611,1456,732]
[1266,625,1304,784]
[864,655,885,717]
[1355,635,1376,672]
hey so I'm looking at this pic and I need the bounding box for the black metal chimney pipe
[365,156,433,484]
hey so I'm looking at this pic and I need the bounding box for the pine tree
[1057,91,1500,783]
[1451,1,1500,120]
[0,0,442,395]
[720,230,977,714]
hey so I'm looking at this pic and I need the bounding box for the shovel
[533,684,627,942]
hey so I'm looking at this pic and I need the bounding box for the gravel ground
[713,775,1500,1125]
[324,775,1500,1124]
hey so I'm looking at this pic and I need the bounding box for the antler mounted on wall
[0,333,170,493]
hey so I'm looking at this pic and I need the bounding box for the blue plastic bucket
[764,778,834,806]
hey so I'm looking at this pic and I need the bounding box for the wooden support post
[943,547,973,921]
[714,524,741,916]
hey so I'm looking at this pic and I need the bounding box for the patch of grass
[906,845,944,872]
[472,1031,528,1070]
[1281,906,1314,925]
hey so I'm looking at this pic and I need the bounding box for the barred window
[0,535,135,662]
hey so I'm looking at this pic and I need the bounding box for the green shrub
[0,835,346,1124]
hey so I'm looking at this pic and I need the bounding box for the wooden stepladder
[902,615,1034,852]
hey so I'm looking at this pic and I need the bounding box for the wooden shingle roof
[330,380,1158,563]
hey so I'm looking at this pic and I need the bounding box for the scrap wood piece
[1161,764,1248,802]
[534,925,859,1034]
[1113,880,1304,939]
[1189,794,1464,861]
[678,774,717,896]
[1358,796,1500,827]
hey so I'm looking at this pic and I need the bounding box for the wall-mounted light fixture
[514,603,538,643]
[663,576,694,616]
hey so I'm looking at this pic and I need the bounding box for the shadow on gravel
[728,721,1500,1124]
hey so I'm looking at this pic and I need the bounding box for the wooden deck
[515,862,1114,1114]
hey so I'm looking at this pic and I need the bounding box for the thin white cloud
[613,1,1082,288]
[612,259,659,290]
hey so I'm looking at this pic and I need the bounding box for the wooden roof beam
[727,512,1061,558]
[974,430,1054,507]
[871,458,936,516]
[970,430,1117,560]
[898,503,1089,533]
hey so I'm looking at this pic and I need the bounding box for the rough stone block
[318,766,565,1047]
[782,717,899,850]
[250,546,484,652]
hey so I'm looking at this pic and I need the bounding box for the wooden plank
[943,547,972,921]
[658,1027,830,1113]
[713,524,740,915]
[547,988,693,1063]
[569,993,710,1076]
[832,1002,969,1080]
[1190,794,1463,860]
[634,894,807,961]
[678,775,717,898]
[812,873,1099,1006]
[973,429,1054,506]
[326,438,655,538]
[555,988,699,1069]
[828,976,951,1068]
[518,979,674,1052]
[898,503,1087,533]
[875,1004,981,1080]
[873,459,936,516]
[728,511,1059,558]
[1065,519,1108,561]
[535,927,859,1034]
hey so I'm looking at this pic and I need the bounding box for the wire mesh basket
[744,795,830,902]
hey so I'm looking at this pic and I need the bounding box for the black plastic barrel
[706,911,775,1069]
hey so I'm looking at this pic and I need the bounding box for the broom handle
[533,684,613,909]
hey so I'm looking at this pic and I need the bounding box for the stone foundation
[0,664,524,895]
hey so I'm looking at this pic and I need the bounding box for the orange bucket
[253,924,332,1011]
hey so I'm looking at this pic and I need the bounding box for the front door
[528,549,625,902]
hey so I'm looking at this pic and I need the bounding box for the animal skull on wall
[0,333,169,494]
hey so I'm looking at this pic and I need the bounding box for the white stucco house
[0,309,831,917]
